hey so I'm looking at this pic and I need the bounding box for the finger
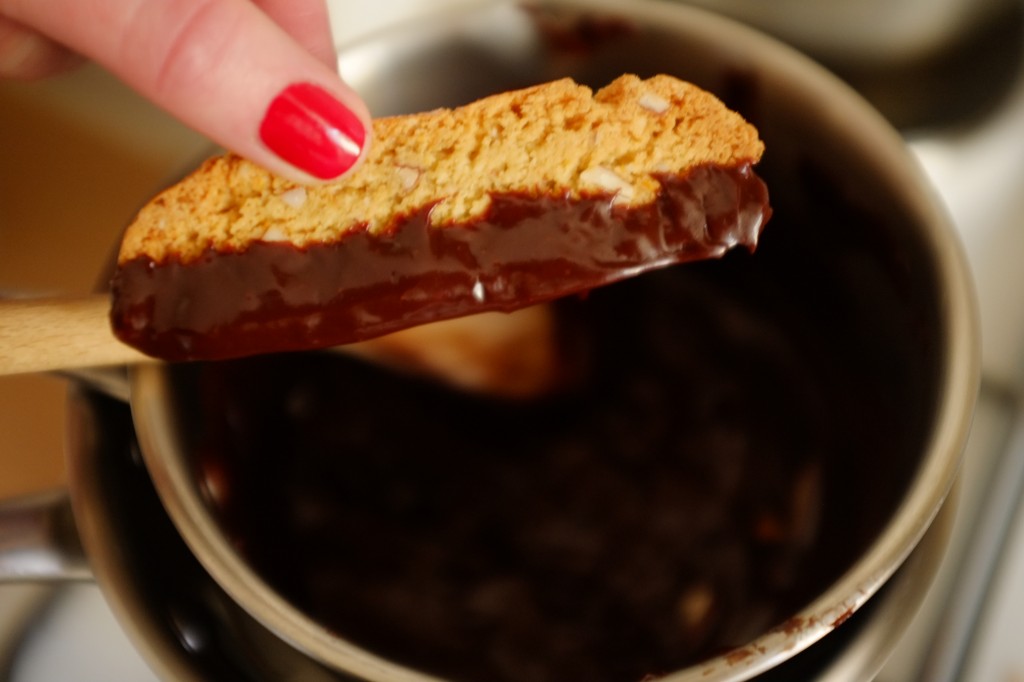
[252,0,336,69]
[3,0,370,183]
[0,16,82,80]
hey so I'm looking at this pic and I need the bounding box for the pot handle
[0,489,91,583]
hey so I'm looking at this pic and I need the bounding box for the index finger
[3,0,371,183]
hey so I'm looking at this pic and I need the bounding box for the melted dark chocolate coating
[110,164,769,361]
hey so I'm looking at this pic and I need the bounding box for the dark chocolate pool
[166,156,941,681]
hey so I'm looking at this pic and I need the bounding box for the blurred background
[2,0,1024,680]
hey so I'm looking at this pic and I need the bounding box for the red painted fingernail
[259,82,366,180]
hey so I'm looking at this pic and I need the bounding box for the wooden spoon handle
[0,294,563,398]
[0,294,151,375]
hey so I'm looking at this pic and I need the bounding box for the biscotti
[110,74,770,361]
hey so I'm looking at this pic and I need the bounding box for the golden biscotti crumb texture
[118,75,764,266]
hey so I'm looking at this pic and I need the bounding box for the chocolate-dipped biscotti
[110,74,770,361]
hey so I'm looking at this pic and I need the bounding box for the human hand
[0,0,371,183]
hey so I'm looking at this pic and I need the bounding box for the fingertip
[256,81,372,183]
[252,121,373,186]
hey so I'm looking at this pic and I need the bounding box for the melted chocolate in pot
[181,262,844,681]
[173,156,938,682]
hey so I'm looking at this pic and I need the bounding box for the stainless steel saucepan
[0,1,978,680]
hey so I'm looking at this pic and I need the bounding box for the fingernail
[259,82,366,180]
